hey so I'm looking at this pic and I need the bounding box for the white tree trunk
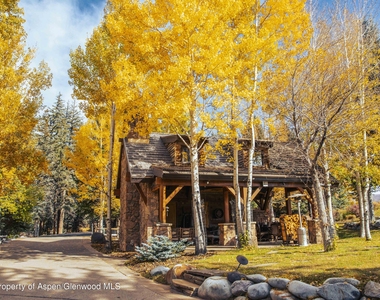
[233,137,244,247]
[311,165,333,251]
[246,120,255,246]
[190,138,207,254]
[355,171,366,237]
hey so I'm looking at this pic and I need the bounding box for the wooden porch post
[159,185,166,223]
[224,188,230,223]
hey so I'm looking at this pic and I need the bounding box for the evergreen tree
[36,94,82,234]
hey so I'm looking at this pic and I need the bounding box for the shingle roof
[121,133,312,183]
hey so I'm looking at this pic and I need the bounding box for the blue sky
[20,0,106,108]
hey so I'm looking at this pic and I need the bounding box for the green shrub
[135,235,192,262]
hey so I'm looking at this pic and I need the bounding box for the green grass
[188,228,380,290]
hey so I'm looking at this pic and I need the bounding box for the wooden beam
[224,188,230,223]
[159,185,166,223]
[225,186,244,203]
[225,186,235,196]
[151,177,162,192]
[134,183,147,205]
[250,187,262,202]
[164,186,184,206]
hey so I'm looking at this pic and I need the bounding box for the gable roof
[117,133,313,186]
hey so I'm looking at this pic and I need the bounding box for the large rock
[91,232,106,244]
[247,282,271,300]
[324,277,360,287]
[317,283,361,300]
[231,280,253,296]
[270,289,299,300]
[227,271,246,283]
[198,276,232,300]
[364,281,380,298]
[165,264,193,285]
[150,266,170,276]
[287,280,319,299]
[246,274,267,283]
[268,278,290,290]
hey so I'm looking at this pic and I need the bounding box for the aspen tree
[332,0,380,240]
[215,0,312,246]
[105,0,254,254]
[0,0,51,231]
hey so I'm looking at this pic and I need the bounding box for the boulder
[150,266,170,277]
[317,283,361,300]
[364,281,380,298]
[91,232,106,244]
[247,282,271,300]
[270,289,299,300]
[165,264,193,285]
[268,278,290,290]
[231,280,253,296]
[246,274,267,283]
[198,276,232,300]
[324,277,360,287]
[227,271,246,283]
[287,280,319,299]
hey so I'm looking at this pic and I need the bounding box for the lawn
[105,227,380,290]
[183,228,380,290]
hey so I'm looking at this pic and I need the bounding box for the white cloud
[20,0,106,108]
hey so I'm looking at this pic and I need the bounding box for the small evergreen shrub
[135,235,192,262]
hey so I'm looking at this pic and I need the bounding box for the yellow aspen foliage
[65,118,120,217]
[0,0,52,199]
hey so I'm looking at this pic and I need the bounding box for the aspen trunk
[246,120,255,246]
[355,171,365,237]
[311,166,333,251]
[107,103,116,250]
[190,140,207,254]
[233,137,244,247]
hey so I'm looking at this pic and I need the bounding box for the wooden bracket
[164,186,184,206]
[250,187,262,202]
[134,183,147,205]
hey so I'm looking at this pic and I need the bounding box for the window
[181,146,190,163]
[253,151,263,166]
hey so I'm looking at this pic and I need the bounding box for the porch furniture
[207,227,220,245]
[172,227,195,241]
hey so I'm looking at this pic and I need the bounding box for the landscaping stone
[246,274,267,283]
[150,266,170,276]
[247,282,271,300]
[324,277,360,287]
[160,264,380,300]
[364,280,380,298]
[317,282,361,300]
[268,277,290,290]
[227,271,246,283]
[198,276,232,300]
[231,279,254,296]
[287,280,319,299]
[165,264,193,285]
[270,289,298,300]
[233,296,247,300]
[91,232,106,244]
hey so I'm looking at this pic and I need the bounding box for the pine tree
[36,95,82,234]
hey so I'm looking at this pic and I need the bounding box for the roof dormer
[160,135,208,166]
